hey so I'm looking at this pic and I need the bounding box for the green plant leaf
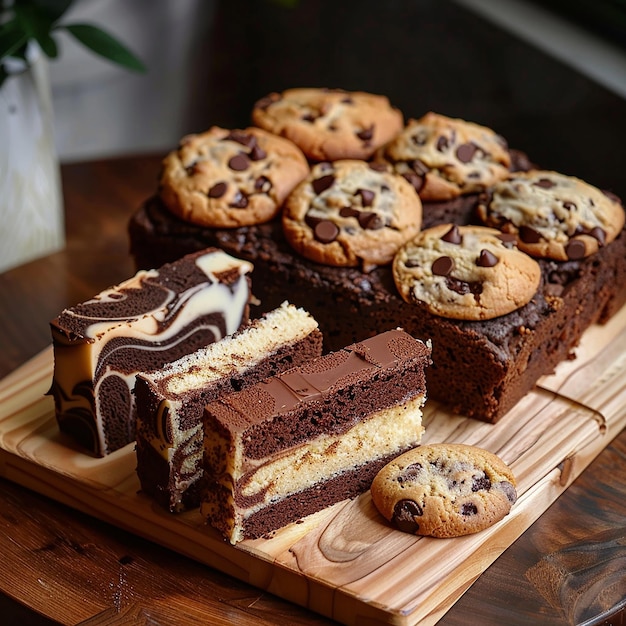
[62,23,146,72]
[0,21,28,59]
[37,31,58,58]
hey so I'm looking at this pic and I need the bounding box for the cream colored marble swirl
[206,394,426,543]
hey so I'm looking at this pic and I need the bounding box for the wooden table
[0,153,625,625]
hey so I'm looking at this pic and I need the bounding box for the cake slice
[134,302,323,512]
[49,248,253,456]
[201,328,431,544]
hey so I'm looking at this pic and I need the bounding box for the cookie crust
[393,223,541,320]
[252,88,404,161]
[477,170,626,261]
[377,112,511,201]
[159,126,309,228]
[282,159,422,270]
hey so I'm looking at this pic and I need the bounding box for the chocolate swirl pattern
[49,249,253,456]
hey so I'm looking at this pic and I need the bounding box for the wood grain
[1,304,625,626]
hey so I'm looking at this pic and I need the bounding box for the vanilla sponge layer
[211,394,426,533]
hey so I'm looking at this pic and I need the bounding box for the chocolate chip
[229,191,248,208]
[519,225,542,244]
[358,212,384,230]
[208,182,227,198]
[356,188,375,207]
[499,481,518,504]
[436,135,450,152]
[249,145,267,161]
[589,226,606,245]
[533,178,556,189]
[565,238,587,260]
[393,499,422,533]
[412,159,430,176]
[411,131,428,146]
[356,125,374,142]
[471,474,491,492]
[456,142,479,163]
[228,153,250,171]
[398,462,423,483]
[341,96,354,104]
[368,162,388,172]
[432,255,454,276]
[312,174,335,195]
[403,171,424,193]
[225,130,256,148]
[461,502,478,516]
[301,112,318,123]
[446,276,482,296]
[314,219,339,243]
[254,176,272,193]
[497,232,517,248]
[339,206,359,219]
[441,224,462,244]
[405,259,420,268]
[562,201,576,211]
[477,249,498,267]
[185,162,199,176]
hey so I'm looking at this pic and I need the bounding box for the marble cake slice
[49,248,252,456]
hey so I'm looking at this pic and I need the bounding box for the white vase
[0,53,65,274]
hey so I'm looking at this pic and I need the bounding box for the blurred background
[48,0,626,192]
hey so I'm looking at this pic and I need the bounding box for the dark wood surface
[0,155,624,626]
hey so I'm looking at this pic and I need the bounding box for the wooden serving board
[1,304,626,626]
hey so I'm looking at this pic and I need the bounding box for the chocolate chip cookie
[252,88,404,162]
[376,112,512,201]
[392,223,541,320]
[476,170,625,261]
[282,160,422,271]
[370,443,517,538]
[159,126,309,228]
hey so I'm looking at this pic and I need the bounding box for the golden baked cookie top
[159,126,309,228]
[370,443,517,538]
[252,87,404,161]
[393,223,541,320]
[476,170,625,261]
[282,160,422,271]
[376,112,512,201]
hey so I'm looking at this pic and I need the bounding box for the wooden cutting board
[1,304,626,626]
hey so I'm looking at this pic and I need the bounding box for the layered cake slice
[134,302,323,512]
[49,248,253,456]
[201,328,431,544]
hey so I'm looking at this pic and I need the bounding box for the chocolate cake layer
[134,302,323,512]
[49,249,252,456]
[129,193,626,423]
[201,329,431,544]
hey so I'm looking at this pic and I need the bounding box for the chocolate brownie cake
[49,248,253,456]
[201,329,431,544]
[128,189,626,423]
[134,302,323,512]
[127,103,626,424]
